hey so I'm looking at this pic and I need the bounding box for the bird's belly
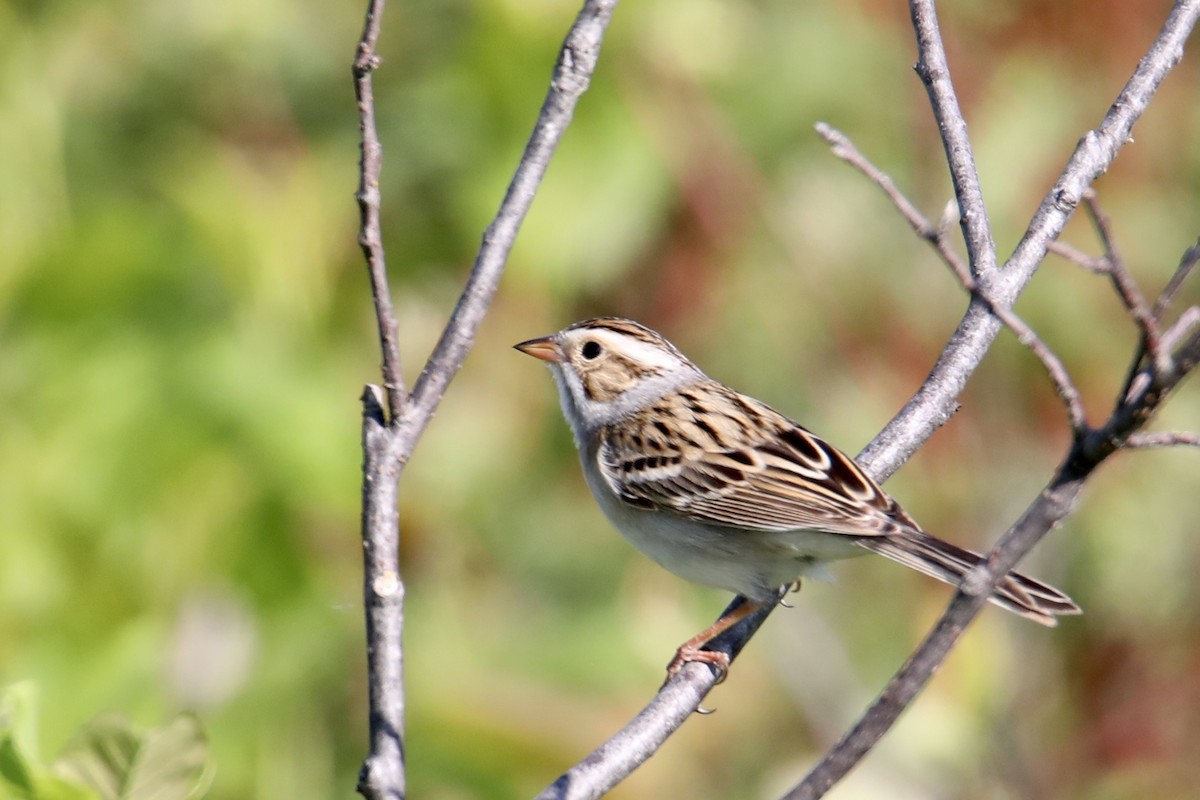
[584,465,865,602]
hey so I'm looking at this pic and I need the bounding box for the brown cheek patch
[582,360,638,402]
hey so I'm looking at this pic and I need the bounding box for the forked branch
[353,1,622,798]
[818,124,1088,433]
[784,240,1199,800]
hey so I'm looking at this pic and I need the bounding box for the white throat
[550,361,700,447]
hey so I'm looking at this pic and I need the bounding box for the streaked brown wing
[598,400,916,536]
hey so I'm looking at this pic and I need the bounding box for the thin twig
[394,0,621,462]
[1045,192,1170,408]
[353,0,405,420]
[909,0,995,279]
[1046,240,1109,274]
[815,122,969,280]
[860,0,1200,478]
[816,124,1087,432]
[1118,304,1199,409]
[1125,431,1200,448]
[784,270,1200,800]
[983,291,1088,432]
[1081,194,1171,376]
[1153,241,1200,321]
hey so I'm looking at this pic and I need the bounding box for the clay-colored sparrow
[516,317,1079,678]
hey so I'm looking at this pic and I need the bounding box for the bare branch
[816,124,1087,430]
[1080,194,1172,377]
[1153,241,1200,321]
[534,595,779,800]
[909,0,995,279]
[353,2,620,797]
[1119,298,1198,411]
[784,466,1081,800]
[353,0,405,420]
[815,122,969,280]
[784,1,1200,796]
[785,281,1200,800]
[1125,431,1200,449]
[860,0,1200,479]
[821,125,1089,429]
[357,386,406,800]
[394,0,621,462]
[352,4,406,797]
[998,0,1200,303]
[982,291,1088,432]
[1163,306,1200,353]
[1047,240,1109,274]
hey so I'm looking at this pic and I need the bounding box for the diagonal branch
[394,0,621,462]
[816,124,1087,431]
[1047,239,1109,274]
[1153,241,1200,320]
[1079,194,1172,377]
[533,594,780,800]
[784,252,1200,800]
[997,0,1200,303]
[859,0,1200,479]
[814,122,969,280]
[1125,431,1200,449]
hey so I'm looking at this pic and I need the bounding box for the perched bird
[515,317,1079,679]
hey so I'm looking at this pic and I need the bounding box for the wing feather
[597,382,909,537]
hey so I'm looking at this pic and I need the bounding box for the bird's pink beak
[514,335,564,363]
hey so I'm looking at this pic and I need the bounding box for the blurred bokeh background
[2,0,1199,797]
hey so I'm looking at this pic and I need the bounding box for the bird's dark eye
[581,340,602,360]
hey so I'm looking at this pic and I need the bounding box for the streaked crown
[555,318,693,403]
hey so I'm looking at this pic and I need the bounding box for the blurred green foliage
[0,682,209,799]
[2,0,1198,798]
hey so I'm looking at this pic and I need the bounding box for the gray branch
[353,1,621,798]
[909,0,996,279]
[394,0,621,464]
[357,386,405,800]
[859,0,1200,478]
[785,292,1200,800]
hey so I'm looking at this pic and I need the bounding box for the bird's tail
[856,531,1081,625]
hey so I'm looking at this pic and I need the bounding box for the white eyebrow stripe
[585,329,682,371]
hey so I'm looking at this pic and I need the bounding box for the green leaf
[123,715,209,800]
[0,682,41,767]
[0,682,98,800]
[53,714,209,800]
[0,734,37,794]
